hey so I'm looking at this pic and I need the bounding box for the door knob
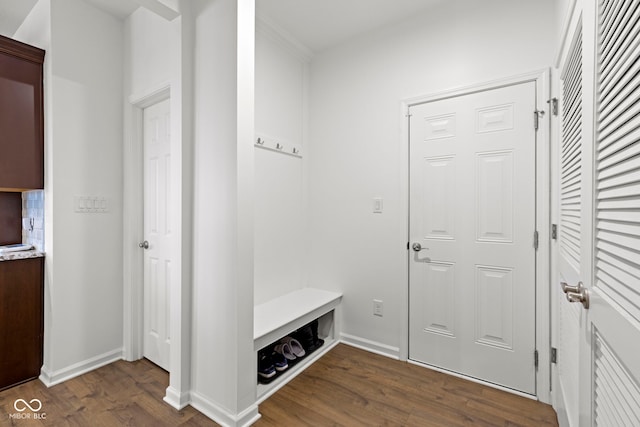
[561,281,589,309]
[412,243,428,252]
[139,240,149,249]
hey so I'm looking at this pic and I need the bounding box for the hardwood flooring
[0,344,558,426]
[0,358,215,426]
[257,344,558,426]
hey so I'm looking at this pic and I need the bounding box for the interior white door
[142,98,171,371]
[409,81,537,394]
[554,16,585,426]
[554,1,640,425]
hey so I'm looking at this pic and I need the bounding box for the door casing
[399,70,551,403]
[123,83,170,364]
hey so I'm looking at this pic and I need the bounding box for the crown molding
[256,15,313,63]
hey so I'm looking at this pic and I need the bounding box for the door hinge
[534,350,539,368]
[551,224,558,240]
[533,230,539,250]
[534,110,545,131]
[551,347,558,364]
[547,98,559,116]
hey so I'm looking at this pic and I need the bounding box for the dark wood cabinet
[0,35,45,191]
[0,257,44,390]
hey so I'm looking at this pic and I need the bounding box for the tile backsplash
[22,190,44,251]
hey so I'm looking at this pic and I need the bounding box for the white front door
[409,81,537,394]
[142,98,171,371]
[553,1,640,425]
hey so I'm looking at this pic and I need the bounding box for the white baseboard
[190,392,261,427]
[164,386,191,410]
[340,333,400,360]
[39,348,123,387]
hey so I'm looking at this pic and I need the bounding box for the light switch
[373,197,383,213]
[75,195,109,213]
[74,196,85,212]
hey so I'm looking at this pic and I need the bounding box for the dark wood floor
[257,344,558,426]
[0,344,558,426]
[0,357,214,426]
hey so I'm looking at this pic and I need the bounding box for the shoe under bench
[254,287,342,403]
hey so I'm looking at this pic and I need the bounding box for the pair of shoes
[258,349,290,384]
[293,320,325,354]
[274,337,306,362]
[272,351,288,372]
[258,351,276,381]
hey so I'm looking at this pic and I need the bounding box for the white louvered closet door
[555,1,640,425]
[591,0,640,425]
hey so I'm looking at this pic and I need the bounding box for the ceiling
[257,0,446,52]
[1,0,444,52]
[0,0,38,37]
[85,0,139,20]
[0,0,138,37]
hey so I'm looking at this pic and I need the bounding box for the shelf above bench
[254,287,342,351]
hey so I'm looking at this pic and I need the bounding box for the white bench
[254,287,342,401]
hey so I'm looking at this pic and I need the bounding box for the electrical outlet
[373,299,383,317]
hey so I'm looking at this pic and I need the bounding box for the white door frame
[124,80,193,410]
[123,82,171,363]
[399,69,551,403]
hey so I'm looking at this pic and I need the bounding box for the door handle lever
[412,243,428,252]
[560,281,580,294]
[562,282,590,309]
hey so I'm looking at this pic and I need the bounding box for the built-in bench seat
[254,287,342,401]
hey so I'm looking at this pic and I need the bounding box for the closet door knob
[139,240,149,249]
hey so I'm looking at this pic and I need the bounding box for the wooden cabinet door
[0,257,44,390]
[0,35,44,190]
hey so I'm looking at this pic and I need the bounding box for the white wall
[122,5,195,408]
[255,27,305,144]
[307,0,558,354]
[190,0,257,424]
[125,7,172,95]
[254,26,307,305]
[15,0,124,381]
[554,0,575,64]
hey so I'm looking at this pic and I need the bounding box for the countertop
[0,250,45,262]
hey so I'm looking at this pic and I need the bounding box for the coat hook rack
[254,135,302,159]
